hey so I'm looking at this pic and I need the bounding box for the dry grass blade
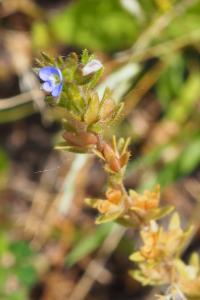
[68,224,126,300]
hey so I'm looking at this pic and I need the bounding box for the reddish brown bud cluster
[102,143,122,172]
[97,188,122,214]
[95,137,130,174]
[63,131,98,148]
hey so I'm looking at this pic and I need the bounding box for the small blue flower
[39,66,63,97]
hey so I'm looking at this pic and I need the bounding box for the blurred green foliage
[66,223,113,266]
[33,0,140,51]
[0,235,38,300]
[156,54,186,109]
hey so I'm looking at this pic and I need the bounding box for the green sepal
[92,149,105,160]
[87,68,103,89]
[58,91,82,114]
[146,205,174,221]
[81,49,90,65]
[62,119,76,132]
[65,83,85,112]
[117,215,139,228]
[45,96,57,105]
[100,87,112,107]
[41,51,54,65]
[129,270,156,286]
[95,210,123,224]
[117,137,127,153]
[174,259,191,278]
[35,58,45,67]
[129,252,145,262]
[189,252,200,269]
[84,92,100,125]
[57,55,65,66]
[75,64,99,85]
[89,122,104,134]
[104,165,118,175]
[169,212,181,230]
[99,88,115,120]
[62,53,78,82]
[85,198,100,208]
[107,103,124,126]
[59,109,87,132]
[32,67,40,74]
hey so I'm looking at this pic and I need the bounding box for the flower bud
[82,59,103,76]
[63,131,98,147]
[106,189,122,205]
[102,144,121,172]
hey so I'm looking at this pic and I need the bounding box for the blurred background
[0,0,200,299]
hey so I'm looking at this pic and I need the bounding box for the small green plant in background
[0,233,38,300]
[36,50,200,300]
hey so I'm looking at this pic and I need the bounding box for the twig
[0,88,43,110]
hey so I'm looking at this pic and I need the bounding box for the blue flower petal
[52,83,62,97]
[56,68,63,81]
[42,81,54,92]
[39,66,61,81]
